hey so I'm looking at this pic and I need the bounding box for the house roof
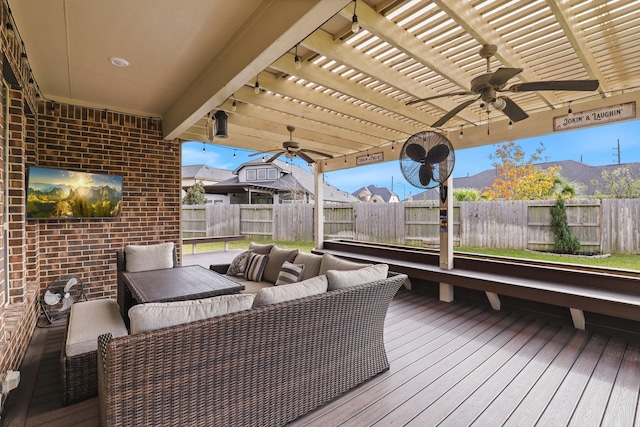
[10,1,640,173]
[411,160,640,200]
[353,185,397,202]
[182,165,234,183]
[208,159,357,203]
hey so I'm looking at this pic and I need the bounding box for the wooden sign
[356,152,384,165]
[553,101,636,131]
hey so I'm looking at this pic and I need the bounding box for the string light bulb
[567,101,574,118]
[508,120,513,130]
[351,0,360,33]
[202,142,206,153]
[233,149,237,159]
[254,75,260,94]
[232,96,237,112]
[459,125,464,140]
[294,44,302,70]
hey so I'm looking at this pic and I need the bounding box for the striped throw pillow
[275,261,305,285]
[244,253,268,282]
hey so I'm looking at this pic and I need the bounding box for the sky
[182,120,640,199]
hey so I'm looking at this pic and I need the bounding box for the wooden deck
[4,289,640,426]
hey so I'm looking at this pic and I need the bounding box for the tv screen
[26,166,123,219]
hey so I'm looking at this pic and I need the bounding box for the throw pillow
[248,242,274,255]
[275,261,305,285]
[226,250,253,276]
[318,253,372,276]
[293,252,323,280]
[326,264,389,291]
[244,252,269,282]
[128,294,255,334]
[263,246,299,283]
[125,242,175,272]
[253,275,328,307]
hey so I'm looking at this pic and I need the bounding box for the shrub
[550,196,580,254]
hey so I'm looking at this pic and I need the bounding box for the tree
[591,166,640,199]
[550,195,580,254]
[482,141,562,201]
[183,182,207,205]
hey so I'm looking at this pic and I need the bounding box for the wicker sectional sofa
[97,270,406,426]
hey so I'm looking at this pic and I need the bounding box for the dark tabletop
[122,265,244,303]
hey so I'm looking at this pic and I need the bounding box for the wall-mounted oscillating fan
[399,131,455,190]
[40,275,86,323]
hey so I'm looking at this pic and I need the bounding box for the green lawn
[182,239,640,272]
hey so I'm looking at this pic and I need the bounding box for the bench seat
[61,299,128,406]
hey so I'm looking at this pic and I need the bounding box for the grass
[456,246,640,272]
[182,239,640,272]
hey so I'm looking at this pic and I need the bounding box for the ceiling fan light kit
[407,44,599,128]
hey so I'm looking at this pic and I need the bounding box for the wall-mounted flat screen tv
[26,166,123,219]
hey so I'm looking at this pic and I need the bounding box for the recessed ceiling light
[108,57,129,67]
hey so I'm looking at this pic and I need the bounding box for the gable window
[246,169,256,181]
[268,168,278,179]
[257,169,267,180]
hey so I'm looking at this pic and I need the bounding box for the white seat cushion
[253,275,328,307]
[65,299,128,357]
[325,264,389,290]
[128,293,255,334]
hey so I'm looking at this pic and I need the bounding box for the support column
[439,174,454,302]
[313,163,324,250]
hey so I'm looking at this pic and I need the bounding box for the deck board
[5,289,640,426]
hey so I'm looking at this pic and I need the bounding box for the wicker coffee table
[120,265,244,320]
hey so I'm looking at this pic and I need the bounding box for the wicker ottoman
[60,299,128,406]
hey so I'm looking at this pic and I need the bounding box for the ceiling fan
[407,44,600,128]
[249,125,333,164]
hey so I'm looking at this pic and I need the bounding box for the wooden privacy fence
[182,199,640,254]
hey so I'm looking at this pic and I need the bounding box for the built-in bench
[315,240,640,331]
[60,299,128,406]
[183,235,246,253]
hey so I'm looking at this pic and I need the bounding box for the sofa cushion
[129,294,255,334]
[318,253,372,276]
[326,264,389,290]
[263,246,299,283]
[293,252,323,280]
[249,242,274,254]
[125,242,174,272]
[275,261,305,285]
[226,250,253,276]
[66,299,128,357]
[253,275,328,307]
[244,252,269,281]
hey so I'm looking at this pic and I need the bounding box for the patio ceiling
[10,0,640,172]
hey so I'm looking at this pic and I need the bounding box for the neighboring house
[411,160,640,201]
[182,165,235,204]
[204,159,357,204]
[352,185,400,203]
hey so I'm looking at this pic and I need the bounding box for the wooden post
[439,173,454,302]
[313,163,324,250]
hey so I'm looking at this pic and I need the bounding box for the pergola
[11,0,640,248]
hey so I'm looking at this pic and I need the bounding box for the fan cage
[40,275,86,323]
[399,131,455,189]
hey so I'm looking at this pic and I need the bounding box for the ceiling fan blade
[426,144,450,164]
[507,80,599,93]
[249,149,277,157]
[495,97,529,122]
[489,67,523,86]
[418,164,433,187]
[407,91,475,106]
[432,97,479,128]
[301,149,333,159]
[266,152,284,163]
[296,151,315,164]
[406,143,426,162]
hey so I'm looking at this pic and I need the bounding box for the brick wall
[34,102,182,298]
